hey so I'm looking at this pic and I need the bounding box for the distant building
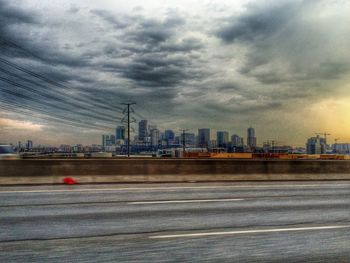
[116,126,125,140]
[164,129,175,146]
[72,144,84,153]
[26,140,33,150]
[59,144,72,152]
[306,135,326,154]
[138,120,148,141]
[102,135,114,147]
[181,133,196,147]
[209,140,217,148]
[151,128,160,147]
[231,134,243,147]
[164,130,175,140]
[217,131,229,148]
[110,135,116,145]
[102,135,109,148]
[333,143,350,154]
[198,128,210,148]
[247,127,257,148]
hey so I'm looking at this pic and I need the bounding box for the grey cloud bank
[1,0,350,146]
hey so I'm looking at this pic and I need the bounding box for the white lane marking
[129,198,244,205]
[0,184,349,194]
[149,225,350,239]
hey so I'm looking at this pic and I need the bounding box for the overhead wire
[0,57,124,113]
[0,39,133,130]
[0,99,115,130]
[0,77,120,125]
[0,45,126,128]
[0,39,125,110]
[0,66,123,118]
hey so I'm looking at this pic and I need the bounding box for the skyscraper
[116,126,125,140]
[231,134,243,146]
[247,127,257,148]
[138,120,148,141]
[110,135,116,145]
[102,135,109,147]
[306,135,326,154]
[181,133,196,147]
[26,140,33,150]
[151,128,160,147]
[164,130,175,141]
[198,128,210,147]
[217,131,229,147]
[164,129,175,146]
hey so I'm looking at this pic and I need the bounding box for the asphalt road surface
[1,181,350,262]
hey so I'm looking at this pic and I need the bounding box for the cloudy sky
[0,0,350,146]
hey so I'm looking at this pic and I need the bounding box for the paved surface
[1,181,350,262]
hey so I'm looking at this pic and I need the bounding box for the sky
[0,0,350,146]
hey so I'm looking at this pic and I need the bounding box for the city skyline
[1,0,350,146]
[7,123,341,149]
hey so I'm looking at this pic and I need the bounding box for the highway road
[1,181,350,262]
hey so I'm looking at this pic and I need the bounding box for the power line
[0,39,126,112]
[0,39,47,62]
[0,59,124,113]
[0,66,123,118]
[0,102,115,131]
[0,95,116,129]
[0,40,127,133]
[0,75,123,122]
[0,77,121,125]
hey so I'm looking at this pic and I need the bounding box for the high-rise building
[164,129,175,146]
[164,130,175,141]
[247,127,257,148]
[151,128,160,147]
[116,126,125,140]
[102,135,110,148]
[217,131,229,147]
[181,133,196,147]
[231,134,243,146]
[138,120,148,141]
[110,135,116,145]
[306,136,326,154]
[26,140,33,150]
[198,128,210,147]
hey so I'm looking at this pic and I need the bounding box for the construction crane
[264,140,284,153]
[315,132,331,144]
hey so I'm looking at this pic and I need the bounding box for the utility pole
[121,102,136,157]
[180,129,188,157]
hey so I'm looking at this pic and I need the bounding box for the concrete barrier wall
[1,159,350,184]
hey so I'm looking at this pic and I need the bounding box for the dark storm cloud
[306,61,350,80]
[216,1,299,43]
[90,9,205,88]
[217,83,244,92]
[215,0,350,99]
[156,38,204,53]
[90,9,131,29]
[92,9,185,44]
[0,0,199,130]
[2,0,350,146]
[0,0,38,28]
[118,55,195,87]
